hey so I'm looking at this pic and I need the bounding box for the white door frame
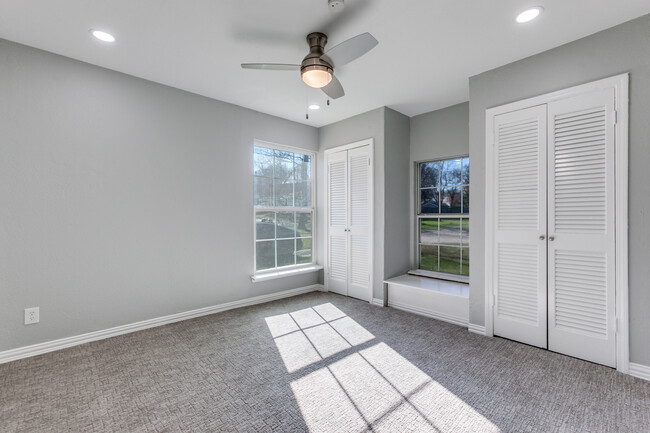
[484,74,629,373]
[324,138,374,303]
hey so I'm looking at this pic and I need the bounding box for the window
[254,143,314,273]
[417,156,469,277]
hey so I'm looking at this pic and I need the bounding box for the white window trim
[414,155,470,280]
[252,140,317,279]
[251,264,323,283]
[408,269,469,284]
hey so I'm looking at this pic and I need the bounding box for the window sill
[407,269,469,284]
[251,265,323,283]
[385,274,469,298]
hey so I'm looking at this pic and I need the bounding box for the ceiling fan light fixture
[301,65,333,88]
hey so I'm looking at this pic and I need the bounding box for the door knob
[549,236,555,241]
[539,235,545,240]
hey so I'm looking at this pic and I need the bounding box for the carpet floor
[1,291,648,432]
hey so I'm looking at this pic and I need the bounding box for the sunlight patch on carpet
[265,303,375,373]
[268,304,500,432]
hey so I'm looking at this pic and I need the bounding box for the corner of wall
[383,108,411,281]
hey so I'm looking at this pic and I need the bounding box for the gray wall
[317,108,386,300]
[383,108,411,281]
[0,39,319,352]
[469,15,650,366]
[411,102,470,163]
[409,103,469,267]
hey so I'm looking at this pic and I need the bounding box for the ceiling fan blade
[321,32,378,68]
[322,75,345,99]
[241,63,300,71]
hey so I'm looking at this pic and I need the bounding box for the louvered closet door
[327,150,348,296]
[346,145,372,302]
[493,105,548,348]
[547,89,617,367]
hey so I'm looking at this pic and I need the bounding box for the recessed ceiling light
[516,6,543,23]
[90,30,115,43]
[308,104,320,110]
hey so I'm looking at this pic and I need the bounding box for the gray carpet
[1,292,648,432]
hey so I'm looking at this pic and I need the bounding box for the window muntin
[254,145,314,272]
[417,157,469,276]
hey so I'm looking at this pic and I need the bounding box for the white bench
[384,274,469,327]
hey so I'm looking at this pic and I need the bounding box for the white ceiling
[0,1,648,127]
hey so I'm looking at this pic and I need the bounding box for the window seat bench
[384,274,469,327]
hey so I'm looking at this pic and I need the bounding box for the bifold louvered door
[493,105,548,348]
[491,88,617,367]
[547,89,616,367]
[346,146,372,301]
[327,150,349,296]
[326,145,372,302]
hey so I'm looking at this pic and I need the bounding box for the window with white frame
[417,156,469,276]
[254,143,314,272]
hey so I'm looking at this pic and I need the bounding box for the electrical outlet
[24,307,39,325]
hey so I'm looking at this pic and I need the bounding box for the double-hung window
[254,142,315,273]
[416,156,469,277]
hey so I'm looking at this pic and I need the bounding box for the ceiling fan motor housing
[301,32,333,75]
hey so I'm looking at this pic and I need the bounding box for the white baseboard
[468,323,486,336]
[629,363,650,382]
[0,284,323,365]
[371,298,384,307]
[389,300,468,328]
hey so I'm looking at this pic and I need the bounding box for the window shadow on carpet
[266,303,500,433]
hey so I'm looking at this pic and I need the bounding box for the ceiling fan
[241,31,378,100]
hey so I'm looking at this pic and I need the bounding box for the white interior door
[347,145,372,301]
[492,105,548,348]
[547,89,617,367]
[326,143,372,301]
[327,150,348,296]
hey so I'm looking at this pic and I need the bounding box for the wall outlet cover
[24,307,39,325]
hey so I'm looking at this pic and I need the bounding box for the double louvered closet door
[326,144,372,302]
[493,88,617,367]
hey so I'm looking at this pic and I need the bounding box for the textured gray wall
[383,108,411,280]
[409,103,469,267]
[317,108,386,300]
[469,15,650,366]
[0,39,319,352]
[410,102,469,162]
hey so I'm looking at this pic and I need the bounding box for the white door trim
[484,73,629,373]
[324,139,374,155]
[324,138,374,303]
